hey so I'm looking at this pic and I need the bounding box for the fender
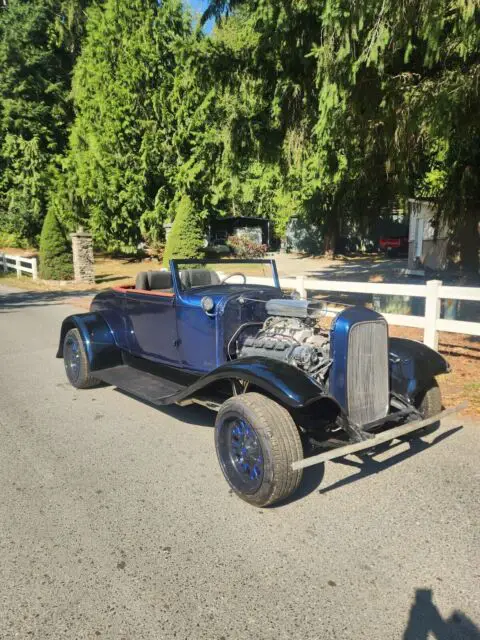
[56,312,122,371]
[389,337,450,399]
[171,356,342,411]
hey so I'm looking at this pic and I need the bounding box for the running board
[291,402,467,471]
[96,365,186,405]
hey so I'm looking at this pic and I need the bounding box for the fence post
[295,275,307,299]
[31,257,38,280]
[15,256,21,278]
[424,279,441,349]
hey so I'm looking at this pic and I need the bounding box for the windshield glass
[171,259,279,291]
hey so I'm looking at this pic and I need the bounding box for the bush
[226,235,268,258]
[203,243,232,258]
[0,231,29,249]
[39,209,74,280]
[162,195,205,267]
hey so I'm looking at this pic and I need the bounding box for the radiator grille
[347,320,389,425]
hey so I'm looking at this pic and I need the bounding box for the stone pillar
[71,227,95,284]
[163,221,173,241]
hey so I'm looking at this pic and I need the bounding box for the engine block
[237,301,331,381]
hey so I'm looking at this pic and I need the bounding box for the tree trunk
[323,214,339,259]
[457,210,479,278]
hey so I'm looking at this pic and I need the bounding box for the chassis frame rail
[291,402,467,471]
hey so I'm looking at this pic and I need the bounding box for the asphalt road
[0,285,479,640]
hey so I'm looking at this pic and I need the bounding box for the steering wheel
[220,272,247,285]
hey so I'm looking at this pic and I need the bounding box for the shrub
[0,231,28,249]
[39,209,74,280]
[226,235,268,258]
[162,195,205,267]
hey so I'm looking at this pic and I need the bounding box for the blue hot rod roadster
[57,258,456,507]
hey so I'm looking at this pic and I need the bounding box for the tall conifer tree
[67,0,190,252]
[0,0,90,245]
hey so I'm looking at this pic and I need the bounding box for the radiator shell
[346,319,389,424]
[329,307,390,425]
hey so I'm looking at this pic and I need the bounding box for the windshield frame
[169,258,280,292]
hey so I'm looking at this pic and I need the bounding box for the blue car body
[57,258,449,430]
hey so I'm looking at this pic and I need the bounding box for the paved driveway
[0,285,478,640]
[273,253,408,281]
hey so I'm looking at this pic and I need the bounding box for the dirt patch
[1,254,279,291]
[388,326,479,418]
[0,247,38,258]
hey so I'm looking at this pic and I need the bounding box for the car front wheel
[215,392,303,507]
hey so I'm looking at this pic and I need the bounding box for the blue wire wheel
[217,416,264,494]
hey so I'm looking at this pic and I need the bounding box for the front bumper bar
[291,402,467,471]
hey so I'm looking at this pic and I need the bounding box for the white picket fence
[235,274,480,349]
[0,252,38,279]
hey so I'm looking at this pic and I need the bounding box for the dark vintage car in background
[57,259,457,507]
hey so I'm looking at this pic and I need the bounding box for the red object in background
[379,236,409,254]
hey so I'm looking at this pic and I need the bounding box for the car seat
[135,271,149,290]
[147,271,173,290]
[180,269,221,289]
[135,270,172,291]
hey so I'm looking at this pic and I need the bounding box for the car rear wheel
[63,328,100,389]
[215,392,303,507]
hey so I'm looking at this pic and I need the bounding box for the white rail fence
[234,274,480,349]
[1,253,38,280]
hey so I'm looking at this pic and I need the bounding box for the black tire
[415,378,442,419]
[215,392,303,507]
[63,328,100,389]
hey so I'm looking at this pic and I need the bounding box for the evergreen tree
[0,0,91,246]
[66,0,190,253]
[2,0,477,273]
[206,0,479,270]
[188,3,394,250]
[163,195,205,265]
[39,208,74,280]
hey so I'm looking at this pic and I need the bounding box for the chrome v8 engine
[237,299,332,383]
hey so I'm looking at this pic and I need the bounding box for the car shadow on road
[115,390,464,505]
[317,425,463,495]
[115,389,329,504]
[113,388,329,504]
[114,388,216,428]
[157,402,216,428]
[0,288,96,311]
[273,464,326,507]
[404,588,480,639]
